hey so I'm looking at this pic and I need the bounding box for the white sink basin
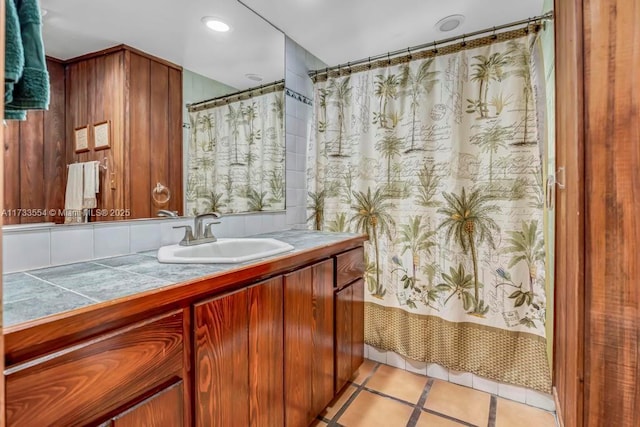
[157,238,294,264]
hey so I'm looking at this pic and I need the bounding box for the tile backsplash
[2,212,287,273]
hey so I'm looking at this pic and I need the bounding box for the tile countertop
[3,230,362,327]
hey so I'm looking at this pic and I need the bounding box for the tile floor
[311,360,557,427]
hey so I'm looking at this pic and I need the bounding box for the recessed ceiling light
[245,73,263,82]
[201,17,230,32]
[435,14,465,32]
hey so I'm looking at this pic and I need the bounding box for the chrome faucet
[173,212,221,246]
[157,209,178,218]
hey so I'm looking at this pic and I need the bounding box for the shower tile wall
[284,37,326,229]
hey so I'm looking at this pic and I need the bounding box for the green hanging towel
[4,0,50,121]
[5,0,23,104]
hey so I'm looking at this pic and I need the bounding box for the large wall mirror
[3,0,285,225]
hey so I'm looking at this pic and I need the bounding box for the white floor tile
[385,352,406,370]
[404,359,427,376]
[498,382,528,403]
[472,375,499,395]
[426,363,449,381]
[526,389,556,411]
[367,346,388,364]
[449,370,473,387]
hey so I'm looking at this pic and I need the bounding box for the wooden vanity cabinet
[194,257,355,427]
[4,240,366,427]
[5,310,186,427]
[194,276,284,427]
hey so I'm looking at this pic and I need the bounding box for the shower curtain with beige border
[186,90,285,215]
[307,30,551,392]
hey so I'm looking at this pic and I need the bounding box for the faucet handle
[173,225,195,246]
[204,222,221,239]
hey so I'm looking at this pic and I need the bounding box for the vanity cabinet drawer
[6,310,184,427]
[335,246,365,288]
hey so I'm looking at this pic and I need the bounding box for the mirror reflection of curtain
[186,90,285,214]
[307,31,551,392]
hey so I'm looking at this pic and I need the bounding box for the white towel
[83,161,100,209]
[64,163,84,224]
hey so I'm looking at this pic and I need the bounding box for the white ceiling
[241,0,545,67]
[40,0,285,91]
[40,0,544,90]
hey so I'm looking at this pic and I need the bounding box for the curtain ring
[432,41,438,54]
[407,47,412,60]
[525,18,531,34]
[534,20,541,32]
[387,52,391,65]
[346,62,351,74]
[492,26,497,40]
[368,57,372,69]
[461,35,466,47]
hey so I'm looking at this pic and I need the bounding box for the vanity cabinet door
[194,288,249,427]
[311,259,335,416]
[335,278,366,393]
[194,276,284,427]
[112,381,184,427]
[351,278,365,371]
[248,277,284,427]
[335,282,353,392]
[284,259,334,427]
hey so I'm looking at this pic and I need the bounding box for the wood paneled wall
[128,51,183,218]
[554,0,640,426]
[3,46,182,223]
[66,51,126,220]
[66,46,183,220]
[553,0,585,425]
[582,0,639,425]
[3,59,66,224]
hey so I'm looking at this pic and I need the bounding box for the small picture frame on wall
[93,120,111,150]
[74,126,89,153]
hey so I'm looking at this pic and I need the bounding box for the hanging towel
[64,163,84,224]
[5,0,50,121]
[83,161,100,209]
[4,0,24,104]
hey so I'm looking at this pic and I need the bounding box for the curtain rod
[310,11,554,76]
[188,79,285,112]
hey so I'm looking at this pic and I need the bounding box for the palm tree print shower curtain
[307,32,551,392]
[186,90,285,215]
